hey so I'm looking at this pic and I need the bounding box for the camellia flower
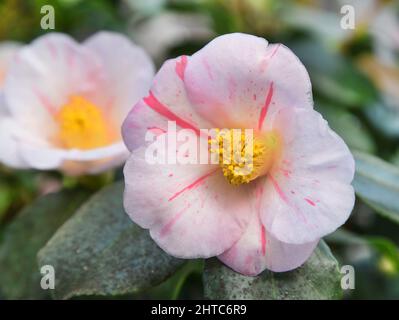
[0,32,154,174]
[122,33,355,275]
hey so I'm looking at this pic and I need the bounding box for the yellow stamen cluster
[56,96,113,150]
[209,129,280,186]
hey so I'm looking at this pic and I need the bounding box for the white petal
[184,33,313,130]
[84,31,155,124]
[123,140,253,258]
[261,108,355,244]
[219,191,319,275]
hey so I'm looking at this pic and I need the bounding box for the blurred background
[0,0,399,299]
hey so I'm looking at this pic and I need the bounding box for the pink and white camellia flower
[122,33,355,275]
[0,32,154,174]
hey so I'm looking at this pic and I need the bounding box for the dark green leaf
[292,41,378,108]
[327,229,399,274]
[365,102,399,138]
[316,100,376,153]
[353,151,399,224]
[0,189,89,299]
[325,228,366,246]
[37,182,184,300]
[203,241,342,300]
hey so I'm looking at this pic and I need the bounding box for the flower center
[209,129,281,186]
[56,96,113,150]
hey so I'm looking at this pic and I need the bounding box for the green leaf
[325,228,366,246]
[0,183,13,221]
[0,189,89,299]
[353,151,399,224]
[316,100,376,153]
[292,41,378,108]
[203,241,342,300]
[136,260,203,300]
[364,102,399,138]
[37,181,184,300]
[327,229,399,275]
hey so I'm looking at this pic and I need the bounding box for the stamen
[209,129,281,186]
[56,96,114,150]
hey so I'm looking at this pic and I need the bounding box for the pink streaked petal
[143,91,201,136]
[260,108,355,244]
[122,56,213,151]
[175,55,188,81]
[123,144,253,258]
[219,184,319,275]
[16,139,128,174]
[184,33,313,130]
[258,82,274,131]
[84,31,155,124]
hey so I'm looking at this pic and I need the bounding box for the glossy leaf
[316,100,376,153]
[37,182,184,299]
[353,151,399,224]
[0,189,89,299]
[292,41,378,108]
[203,241,341,300]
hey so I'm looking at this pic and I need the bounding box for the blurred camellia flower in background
[122,33,355,276]
[0,31,154,175]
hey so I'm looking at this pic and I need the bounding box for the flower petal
[0,41,21,88]
[123,140,253,258]
[219,189,319,275]
[84,31,155,124]
[17,141,128,175]
[0,116,28,169]
[3,33,104,138]
[122,56,213,151]
[261,107,355,244]
[184,33,313,130]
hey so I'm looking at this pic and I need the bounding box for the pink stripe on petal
[304,198,316,206]
[258,82,274,130]
[260,225,266,256]
[255,185,266,256]
[270,175,309,224]
[269,43,281,60]
[143,91,201,136]
[168,169,217,202]
[269,174,288,204]
[175,55,188,81]
[34,88,57,116]
[202,58,214,80]
[259,44,281,73]
[159,204,190,237]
